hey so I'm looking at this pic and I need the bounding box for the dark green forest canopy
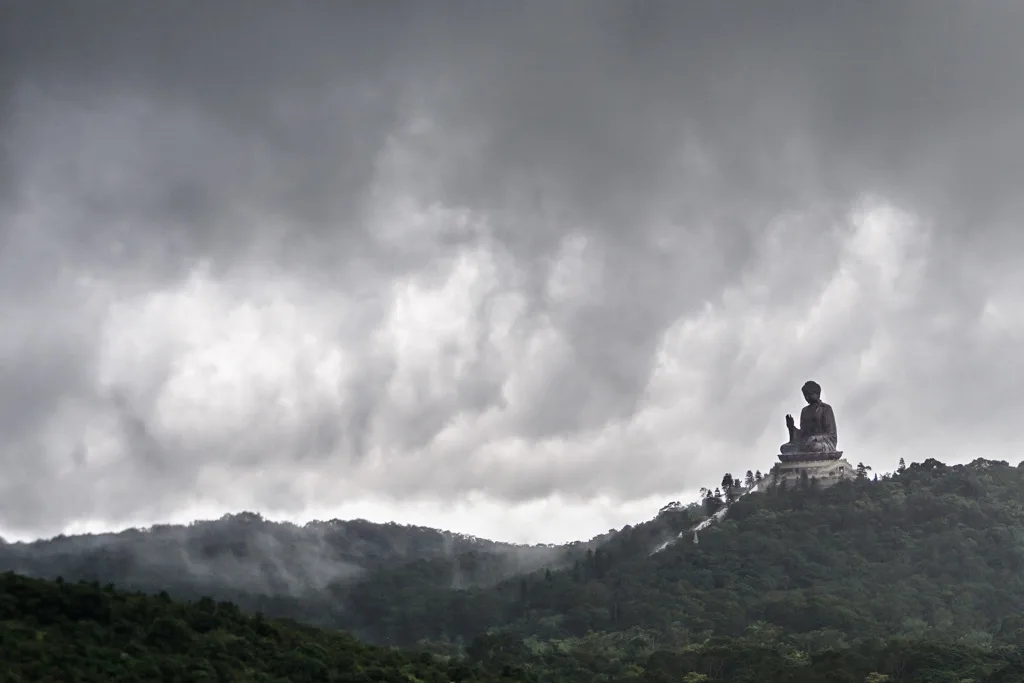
[0,513,598,598]
[0,571,515,682]
[8,458,1024,650]
[8,458,1024,681]
[287,457,1024,648]
[5,566,1024,682]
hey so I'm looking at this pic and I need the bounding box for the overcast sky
[2,1,1023,544]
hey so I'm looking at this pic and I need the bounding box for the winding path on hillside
[651,477,770,554]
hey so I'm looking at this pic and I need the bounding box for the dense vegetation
[0,514,595,601]
[5,570,1024,681]
[466,627,1024,682]
[337,458,1024,648]
[8,457,1024,681]
[0,571,518,682]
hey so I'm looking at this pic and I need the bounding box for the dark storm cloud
[1,0,1023,540]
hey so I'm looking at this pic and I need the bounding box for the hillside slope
[0,514,584,616]
[0,571,520,683]
[9,457,1024,657]
[343,458,1024,648]
[8,570,1024,683]
[0,509,665,642]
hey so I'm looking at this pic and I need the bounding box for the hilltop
[9,458,1024,680]
[359,457,1024,648]
[0,511,621,638]
[0,513,569,591]
[8,458,1024,650]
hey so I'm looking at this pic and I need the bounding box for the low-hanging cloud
[1,1,1023,542]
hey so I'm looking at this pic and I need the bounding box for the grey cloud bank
[1,1,1023,542]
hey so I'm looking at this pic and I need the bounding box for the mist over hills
[0,512,602,607]
[0,499,692,642]
[7,457,1024,653]
[11,458,1024,681]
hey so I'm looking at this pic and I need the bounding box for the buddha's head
[801,380,821,404]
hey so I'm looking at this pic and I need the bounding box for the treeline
[325,458,1024,648]
[0,513,580,602]
[467,627,1024,682]
[6,570,1024,682]
[9,457,1024,681]
[700,460,880,514]
[13,457,1023,652]
[0,571,519,682]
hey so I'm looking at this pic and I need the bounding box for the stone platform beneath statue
[770,455,854,489]
[778,450,843,463]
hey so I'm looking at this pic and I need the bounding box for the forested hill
[0,571,517,682]
[8,570,1024,683]
[8,457,1024,658]
[0,513,602,610]
[11,459,1024,682]
[338,457,1024,648]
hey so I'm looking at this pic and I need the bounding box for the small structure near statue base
[768,380,854,489]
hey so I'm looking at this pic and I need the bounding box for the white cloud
[4,2,1023,545]
[0,196,945,542]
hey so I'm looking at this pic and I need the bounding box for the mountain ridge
[11,457,1024,681]
[0,510,623,634]
[7,457,1022,650]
